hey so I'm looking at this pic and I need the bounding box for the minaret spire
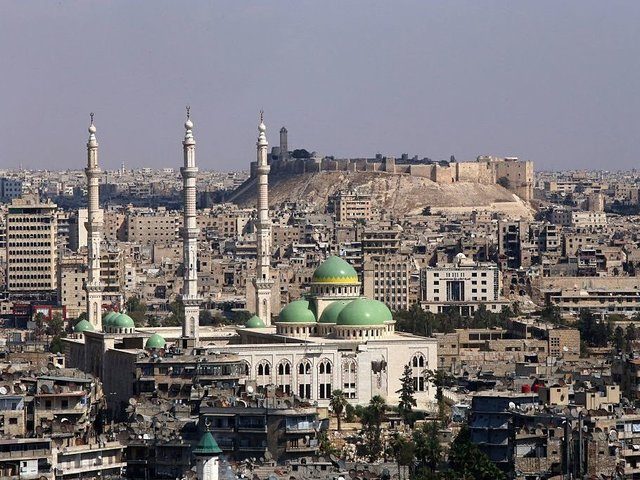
[85,113,103,331]
[180,107,201,345]
[253,112,273,325]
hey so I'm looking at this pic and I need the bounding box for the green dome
[102,311,118,326]
[319,300,351,324]
[312,256,359,284]
[74,319,94,333]
[113,313,135,328]
[278,299,316,324]
[336,299,392,326]
[145,333,166,349]
[245,315,266,328]
[193,431,222,455]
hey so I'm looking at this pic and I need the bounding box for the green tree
[540,304,562,324]
[397,364,417,425]
[390,434,415,480]
[426,369,448,422]
[448,426,505,480]
[125,296,147,327]
[46,313,65,337]
[359,395,387,462]
[413,421,442,473]
[626,323,638,352]
[613,326,625,352]
[329,389,347,432]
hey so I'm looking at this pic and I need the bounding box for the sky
[1,1,639,172]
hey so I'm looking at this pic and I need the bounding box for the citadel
[245,126,534,202]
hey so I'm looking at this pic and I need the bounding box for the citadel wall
[258,153,533,201]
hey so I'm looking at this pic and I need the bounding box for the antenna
[186,105,190,120]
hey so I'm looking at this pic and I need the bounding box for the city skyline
[1,1,640,171]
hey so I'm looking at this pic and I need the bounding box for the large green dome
[336,299,392,326]
[312,256,359,284]
[245,315,266,328]
[319,300,351,324]
[103,311,118,326]
[145,333,166,349]
[113,313,135,328]
[74,319,94,333]
[278,299,316,324]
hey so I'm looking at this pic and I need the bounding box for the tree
[46,313,65,337]
[626,323,638,352]
[540,304,562,324]
[329,389,347,432]
[613,326,625,352]
[426,369,448,422]
[413,421,442,474]
[126,296,147,327]
[390,434,415,480]
[359,395,387,462]
[448,426,506,480]
[397,364,417,425]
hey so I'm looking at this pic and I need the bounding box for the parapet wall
[258,155,533,201]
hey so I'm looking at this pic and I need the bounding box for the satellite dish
[508,401,516,411]
[129,398,137,406]
[246,385,254,394]
[40,385,51,394]
[0,386,7,395]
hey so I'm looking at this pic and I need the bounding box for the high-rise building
[363,253,415,311]
[6,195,57,295]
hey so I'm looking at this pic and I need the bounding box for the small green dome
[74,319,94,333]
[113,313,135,328]
[312,256,359,284]
[336,299,392,326]
[193,431,222,455]
[103,311,118,326]
[145,333,166,349]
[278,299,316,324]
[319,300,351,324]
[245,315,266,328]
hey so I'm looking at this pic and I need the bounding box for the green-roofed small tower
[194,431,221,480]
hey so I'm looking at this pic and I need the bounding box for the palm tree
[329,389,348,431]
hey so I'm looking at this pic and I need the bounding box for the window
[297,359,312,399]
[318,359,333,400]
[411,353,427,392]
[256,360,271,387]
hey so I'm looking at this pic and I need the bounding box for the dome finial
[258,110,266,134]
[184,105,194,138]
[88,112,96,134]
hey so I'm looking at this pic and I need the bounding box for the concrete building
[328,191,372,222]
[6,195,58,296]
[0,177,23,202]
[420,254,507,315]
[363,253,415,311]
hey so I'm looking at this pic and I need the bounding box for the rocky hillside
[232,171,533,219]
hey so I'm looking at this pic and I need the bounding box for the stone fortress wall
[249,127,534,202]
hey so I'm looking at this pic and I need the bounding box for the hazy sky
[1,1,639,172]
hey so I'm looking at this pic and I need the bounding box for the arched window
[276,360,292,394]
[256,360,271,388]
[411,353,427,392]
[318,359,333,400]
[297,359,312,399]
[342,358,357,399]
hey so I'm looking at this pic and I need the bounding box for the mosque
[64,111,438,420]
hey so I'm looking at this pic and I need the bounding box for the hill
[230,171,533,219]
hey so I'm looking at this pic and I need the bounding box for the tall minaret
[85,113,103,331]
[279,126,288,161]
[253,112,274,325]
[180,107,201,344]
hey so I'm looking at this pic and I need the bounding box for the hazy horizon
[1,1,639,172]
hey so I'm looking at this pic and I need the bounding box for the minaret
[194,431,221,480]
[279,126,288,161]
[180,107,201,344]
[85,113,103,331]
[254,112,274,326]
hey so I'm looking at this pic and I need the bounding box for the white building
[420,254,508,315]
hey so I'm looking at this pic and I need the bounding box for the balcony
[286,441,319,453]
